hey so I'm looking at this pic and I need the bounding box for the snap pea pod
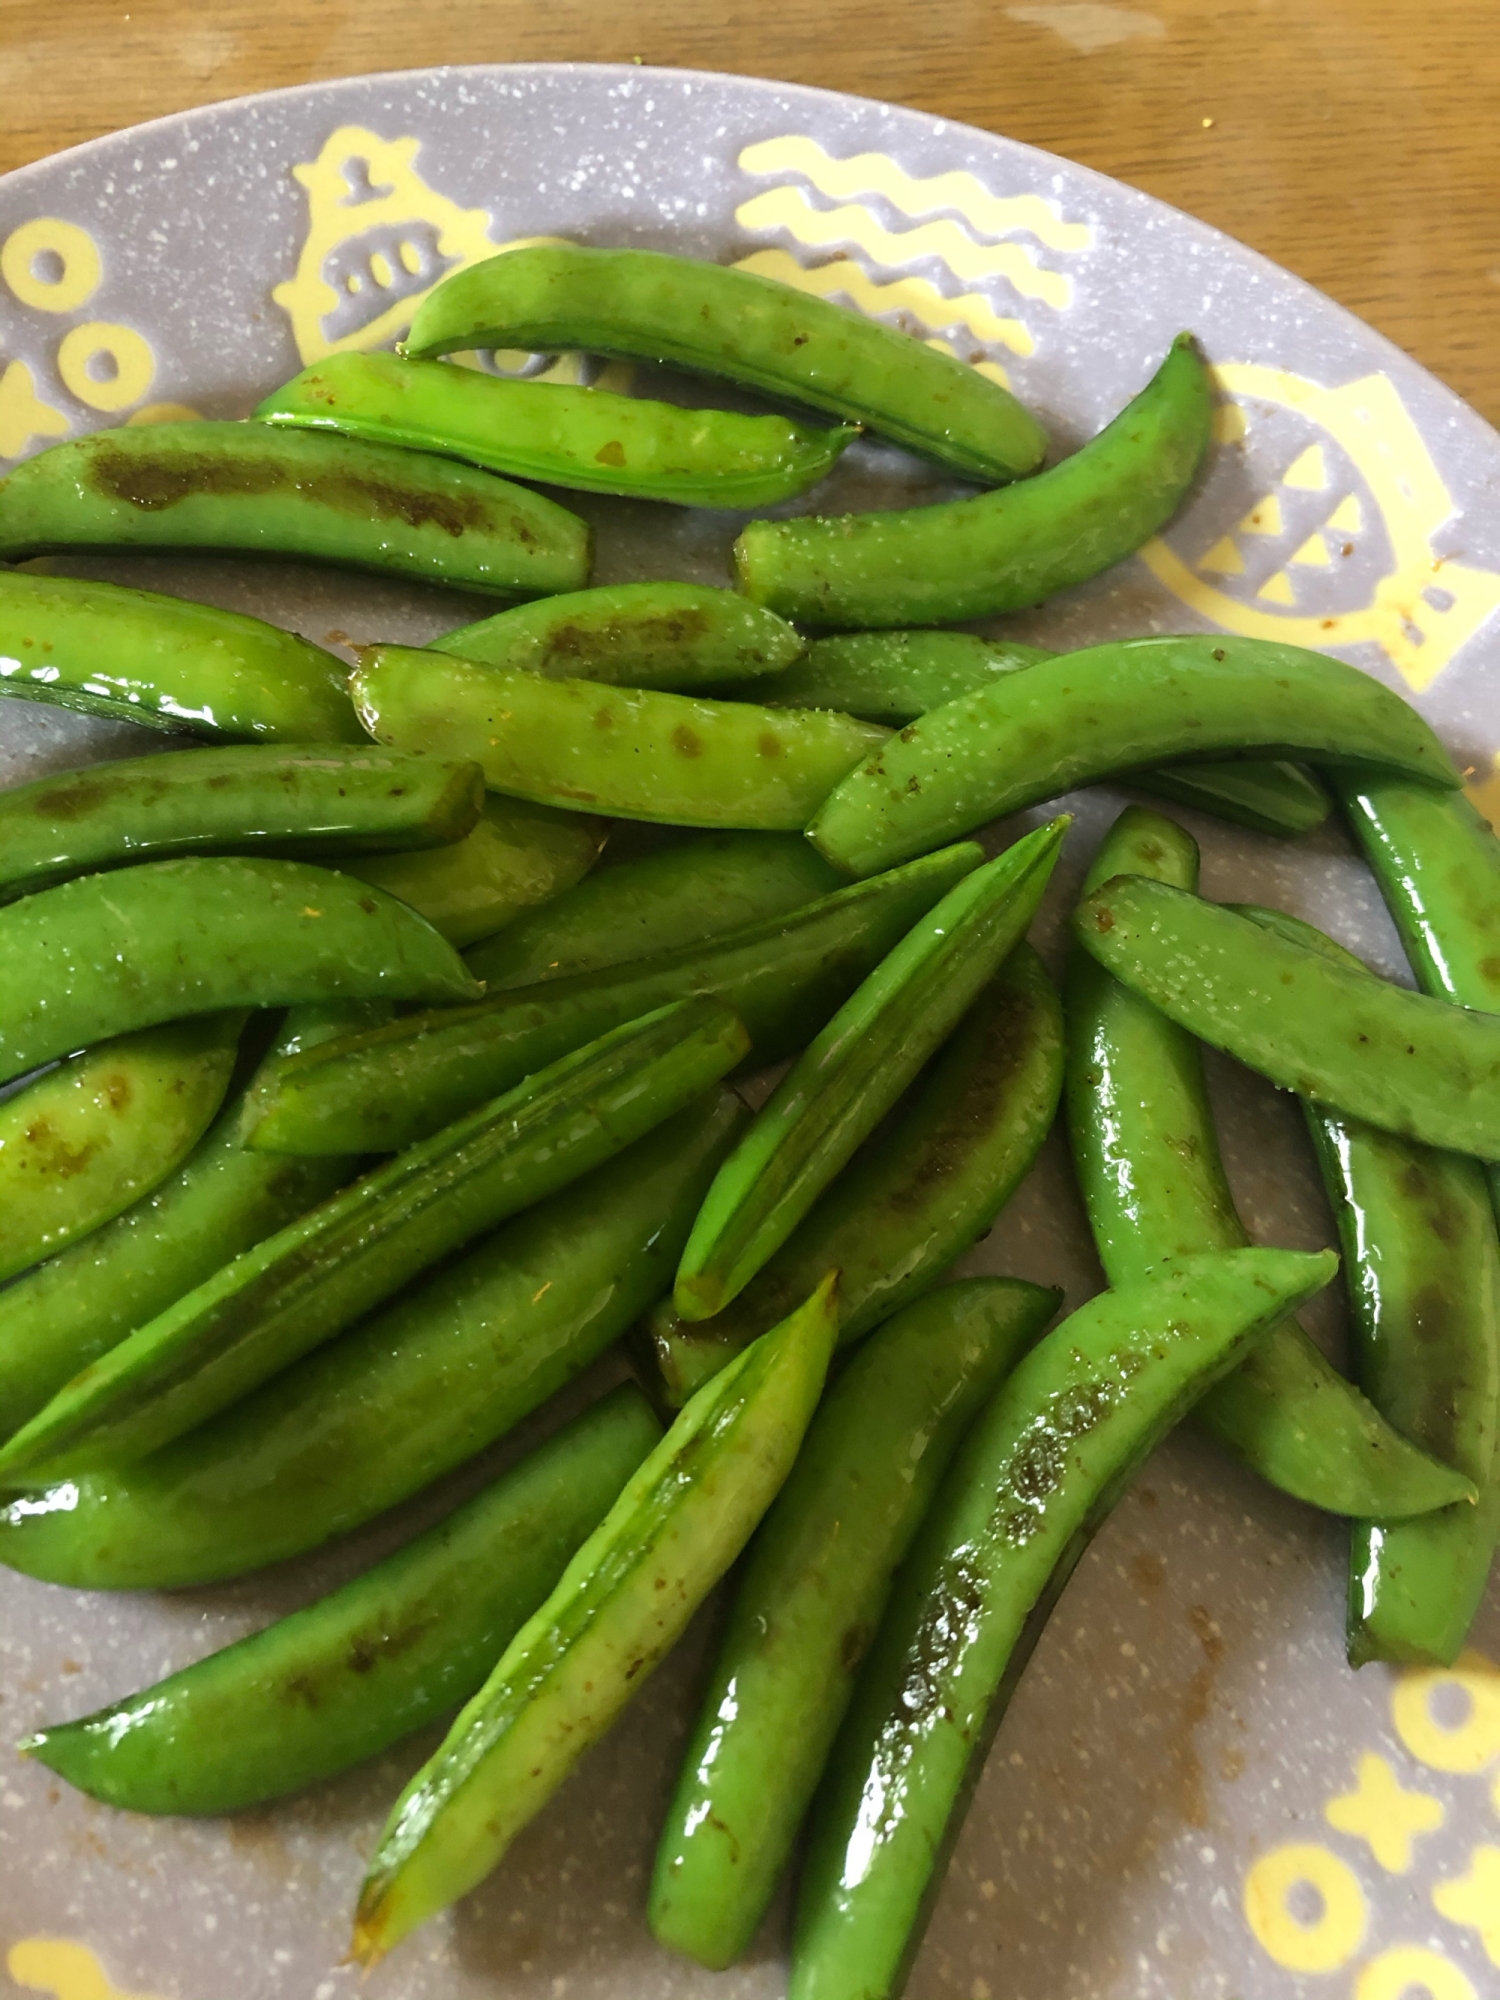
[675,820,1068,1321]
[809,634,1458,876]
[734,335,1208,629]
[433,580,803,691]
[352,1272,841,1968]
[1131,758,1333,838]
[1066,807,1476,1515]
[650,1278,1059,1968]
[404,243,1047,486]
[646,942,1065,1406]
[351,643,887,830]
[1073,871,1500,1161]
[243,843,980,1156]
[0,1012,244,1286]
[790,1246,1339,2000]
[0,999,747,1483]
[464,832,842,991]
[0,1090,745,1589]
[0,423,590,597]
[0,855,479,1088]
[0,567,361,741]
[256,352,856,508]
[23,1385,660,1815]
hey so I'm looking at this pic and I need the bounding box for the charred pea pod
[0,423,590,596]
[790,1248,1338,2000]
[351,1274,841,1968]
[403,243,1047,485]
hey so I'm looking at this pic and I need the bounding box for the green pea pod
[256,352,856,508]
[22,1384,661,1815]
[0,1006,363,1445]
[809,634,1458,876]
[464,832,842,991]
[433,580,803,692]
[1131,758,1333,838]
[734,335,1208,628]
[0,1090,746,1589]
[351,643,887,830]
[0,423,590,597]
[351,1271,841,1968]
[790,1246,1339,2000]
[0,567,361,741]
[0,855,479,1088]
[675,820,1068,1321]
[0,999,748,1483]
[243,842,981,1156]
[0,1012,244,1285]
[1066,806,1476,1516]
[403,244,1047,486]
[650,1277,1059,1968]
[1072,870,1500,1161]
[646,942,1066,1406]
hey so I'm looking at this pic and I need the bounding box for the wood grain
[1,0,1497,423]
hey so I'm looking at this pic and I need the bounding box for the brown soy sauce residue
[899,1553,987,1730]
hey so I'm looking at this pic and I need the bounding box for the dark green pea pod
[464,832,842,991]
[0,1089,746,1589]
[433,580,803,692]
[1131,758,1332,839]
[0,423,589,597]
[0,567,361,742]
[0,999,747,1483]
[351,643,887,830]
[403,243,1047,486]
[0,1012,244,1285]
[646,942,1066,1406]
[352,1272,841,1969]
[809,634,1458,877]
[734,335,1208,629]
[22,1384,660,1815]
[0,855,479,1088]
[790,1246,1338,2000]
[675,820,1068,1321]
[1066,806,1476,1516]
[255,352,856,508]
[649,1277,1059,1968]
[242,842,981,1156]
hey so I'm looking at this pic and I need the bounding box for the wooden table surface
[1,0,1497,428]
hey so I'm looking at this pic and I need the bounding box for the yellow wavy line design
[7,1939,163,2000]
[731,248,1033,357]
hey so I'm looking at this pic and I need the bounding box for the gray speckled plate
[2,63,1498,2000]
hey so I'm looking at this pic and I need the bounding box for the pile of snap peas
[0,238,1496,1998]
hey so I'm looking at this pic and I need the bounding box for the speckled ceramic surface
[1,63,1499,2000]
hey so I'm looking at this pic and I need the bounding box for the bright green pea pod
[465,832,842,990]
[0,1012,244,1285]
[0,1090,745,1589]
[809,634,1458,876]
[650,1277,1058,1968]
[1066,807,1477,1516]
[1073,871,1500,1161]
[22,1384,660,1815]
[646,942,1066,1405]
[675,820,1068,1321]
[404,244,1047,486]
[351,643,887,830]
[0,855,479,1088]
[0,999,747,1483]
[433,579,803,691]
[0,567,361,741]
[790,1246,1338,2000]
[0,423,589,597]
[256,352,856,508]
[352,1271,841,1968]
[243,842,981,1156]
[735,335,1207,628]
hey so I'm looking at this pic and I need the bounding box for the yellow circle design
[0,217,102,312]
[55,322,156,414]
[1355,1944,1476,2000]
[124,403,203,427]
[1243,1842,1367,1972]
[1393,1649,1500,1774]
